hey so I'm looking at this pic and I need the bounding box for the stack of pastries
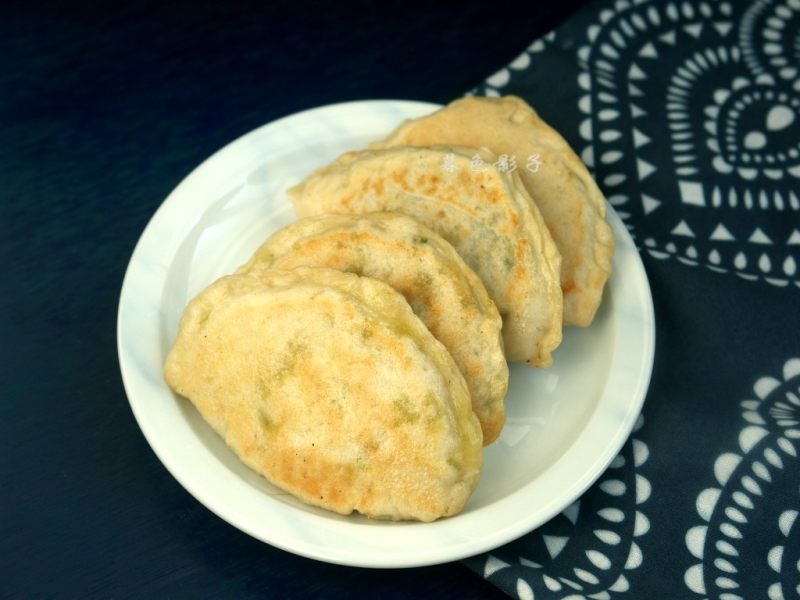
[164,96,615,522]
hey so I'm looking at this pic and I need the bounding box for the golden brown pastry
[164,267,483,521]
[288,145,562,367]
[373,95,614,326]
[238,212,508,443]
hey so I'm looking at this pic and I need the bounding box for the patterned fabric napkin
[463,0,800,597]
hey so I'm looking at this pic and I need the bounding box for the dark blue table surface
[0,1,593,597]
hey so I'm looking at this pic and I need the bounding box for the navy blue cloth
[464,0,800,597]
[5,0,798,597]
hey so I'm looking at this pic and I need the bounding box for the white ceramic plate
[118,100,655,568]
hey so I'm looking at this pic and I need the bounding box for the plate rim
[117,99,655,568]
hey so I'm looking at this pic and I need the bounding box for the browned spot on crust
[484,184,502,205]
[512,239,530,278]
[271,447,357,514]
[390,168,409,187]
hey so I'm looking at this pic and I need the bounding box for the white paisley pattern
[484,0,800,288]
[684,357,800,599]
[480,417,651,599]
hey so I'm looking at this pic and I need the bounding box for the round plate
[117,100,655,568]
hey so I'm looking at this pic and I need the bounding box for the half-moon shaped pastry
[238,212,508,444]
[374,95,614,326]
[288,145,562,367]
[164,267,483,521]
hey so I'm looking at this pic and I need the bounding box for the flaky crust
[374,95,614,326]
[288,146,562,367]
[238,212,508,444]
[164,268,483,521]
